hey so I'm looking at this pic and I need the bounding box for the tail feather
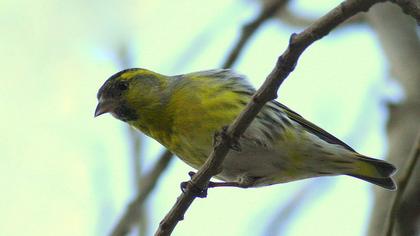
[356,155,397,177]
[347,154,397,190]
[348,174,396,190]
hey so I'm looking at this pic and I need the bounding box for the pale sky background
[0,0,402,235]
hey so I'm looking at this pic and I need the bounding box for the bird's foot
[180,171,208,198]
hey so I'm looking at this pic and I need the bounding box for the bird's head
[94,68,169,122]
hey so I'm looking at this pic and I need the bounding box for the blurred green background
[0,0,404,235]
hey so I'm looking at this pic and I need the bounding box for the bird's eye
[117,82,128,91]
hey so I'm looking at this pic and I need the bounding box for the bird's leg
[180,171,208,198]
[208,181,253,188]
[208,181,249,188]
[208,177,255,189]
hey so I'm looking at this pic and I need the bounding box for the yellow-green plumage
[95,68,397,190]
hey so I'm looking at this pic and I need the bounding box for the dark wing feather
[272,101,355,152]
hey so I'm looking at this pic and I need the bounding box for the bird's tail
[347,154,397,190]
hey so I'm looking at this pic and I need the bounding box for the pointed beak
[94,98,116,117]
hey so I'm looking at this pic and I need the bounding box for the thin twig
[222,0,290,68]
[384,130,420,236]
[392,0,420,24]
[111,150,173,236]
[155,1,388,235]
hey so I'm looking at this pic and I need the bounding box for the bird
[95,68,396,190]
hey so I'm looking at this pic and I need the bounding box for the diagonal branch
[384,130,420,236]
[155,0,388,235]
[111,150,173,236]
